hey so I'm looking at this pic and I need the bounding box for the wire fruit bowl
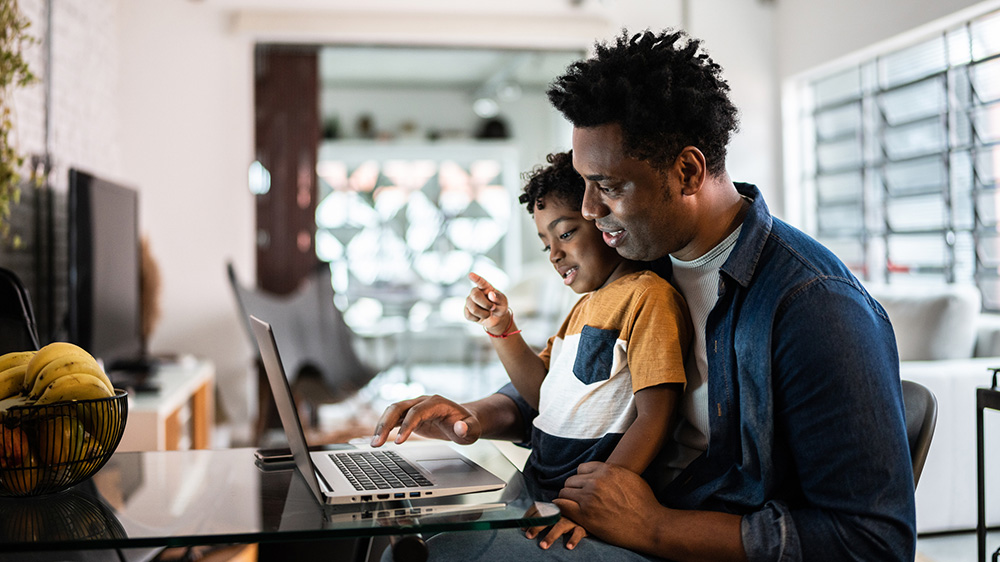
[0,390,128,496]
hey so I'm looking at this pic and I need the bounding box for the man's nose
[581,184,607,221]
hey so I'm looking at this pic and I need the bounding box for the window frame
[786,4,1000,310]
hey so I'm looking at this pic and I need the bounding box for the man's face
[572,123,692,261]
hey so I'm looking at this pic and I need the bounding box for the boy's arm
[486,311,548,410]
[605,383,682,474]
[465,272,548,409]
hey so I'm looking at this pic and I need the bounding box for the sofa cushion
[975,313,1000,357]
[865,284,981,361]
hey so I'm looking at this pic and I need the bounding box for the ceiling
[318,46,584,90]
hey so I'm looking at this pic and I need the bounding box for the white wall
[116,0,256,435]
[688,0,779,213]
[775,0,987,80]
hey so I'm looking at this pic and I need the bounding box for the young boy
[464,150,691,548]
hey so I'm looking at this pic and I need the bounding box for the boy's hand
[524,513,588,550]
[465,272,510,336]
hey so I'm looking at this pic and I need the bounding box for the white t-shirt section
[662,224,742,478]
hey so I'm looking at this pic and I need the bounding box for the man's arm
[371,391,527,446]
[742,281,914,561]
[555,463,747,562]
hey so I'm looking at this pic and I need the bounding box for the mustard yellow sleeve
[625,280,692,392]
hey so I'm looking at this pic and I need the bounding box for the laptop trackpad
[418,458,476,474]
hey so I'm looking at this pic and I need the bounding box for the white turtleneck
[661,223,742,477]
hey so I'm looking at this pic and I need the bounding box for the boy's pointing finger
[468,272,493,292]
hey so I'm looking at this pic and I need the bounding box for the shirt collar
[720,182,772,288]
[647,182,773,285]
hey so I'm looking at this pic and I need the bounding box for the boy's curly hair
[518,151,582,215]
[547,29,739,175]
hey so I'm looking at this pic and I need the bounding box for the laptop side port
[377,493,390,500]
[409,492,420,498]
[361,495,372,502]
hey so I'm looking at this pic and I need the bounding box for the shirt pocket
[573,325,618,385]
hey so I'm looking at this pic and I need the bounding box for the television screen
[67,169,144,367]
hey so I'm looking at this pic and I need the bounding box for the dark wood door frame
[253,44,320,295]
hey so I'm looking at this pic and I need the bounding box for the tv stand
[117,358,215,451]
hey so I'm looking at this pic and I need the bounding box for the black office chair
[0,266,41,354]
[902,379,938,487]
[227,262,384,443]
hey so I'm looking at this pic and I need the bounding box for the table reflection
[0,481,126,543]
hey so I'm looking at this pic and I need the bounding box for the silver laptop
[250,315,506,506]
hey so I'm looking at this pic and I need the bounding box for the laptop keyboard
[331,450,433,491]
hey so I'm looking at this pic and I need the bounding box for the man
[373,29,915,561]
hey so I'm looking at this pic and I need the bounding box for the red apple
[0,425,41,494]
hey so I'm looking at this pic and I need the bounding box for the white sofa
[866,283,1000,534]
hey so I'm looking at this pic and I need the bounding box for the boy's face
[533,195,629,294]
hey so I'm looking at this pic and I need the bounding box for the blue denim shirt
[500,184,916,561]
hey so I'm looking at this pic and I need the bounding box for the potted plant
[0,0,37,243]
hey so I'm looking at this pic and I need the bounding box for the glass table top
[0,441,559,552]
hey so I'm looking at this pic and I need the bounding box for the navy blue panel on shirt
[573,324,618,385]
[523,428,624,500]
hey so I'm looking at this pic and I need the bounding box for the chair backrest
[901,379,938,487]
[0,266,41,354]
[226,262,377,393]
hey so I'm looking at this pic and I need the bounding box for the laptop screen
[250,315,329,502]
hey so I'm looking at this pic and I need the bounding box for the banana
[0,351,35,373]
[0,364,28,400]
[23,343,95,393]
[34,373,113,405]
[28,354,112,399]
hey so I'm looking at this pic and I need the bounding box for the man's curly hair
[547,29,739,176]
[518,151,582,215]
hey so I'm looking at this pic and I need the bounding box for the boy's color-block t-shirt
[523,270,691,498]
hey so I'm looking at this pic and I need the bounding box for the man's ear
[673,147,707,196]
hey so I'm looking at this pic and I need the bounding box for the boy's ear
[673,147,707,196]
